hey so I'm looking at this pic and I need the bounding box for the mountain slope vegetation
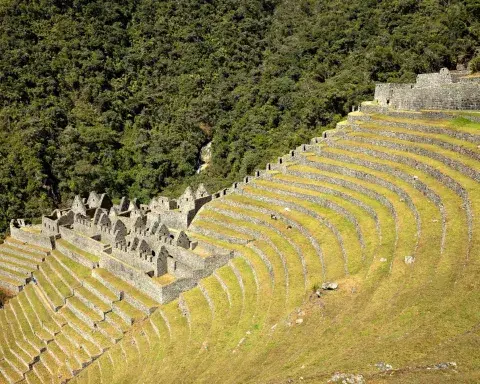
[1,0,479,234]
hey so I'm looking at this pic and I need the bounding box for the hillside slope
[40,107,479,384]
[1,0,480,236]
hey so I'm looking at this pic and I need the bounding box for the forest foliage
[1,0,479,235]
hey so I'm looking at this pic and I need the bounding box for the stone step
[112,300,146,326]
[61,325,102,360]
[95,321,123,344]
[66,296,103,328]
[55,240,98,270]
[58,308,112,353]
[23,285,61,337]
[104,312,130,334]
[2,239,48,258]
[0,267,29,285]
[33,271,64,312]
[38,263,72,300]
[0,260,32,276]
[0,277,23,293]
[0,252,38,271]
[92,269,158,315]
[74,286,111,318]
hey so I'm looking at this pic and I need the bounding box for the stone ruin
[374,68,480,111]
[37,185,232,303]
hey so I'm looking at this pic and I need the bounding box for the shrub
[469,57,480,73]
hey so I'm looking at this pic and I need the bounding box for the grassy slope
[68,114,480,383]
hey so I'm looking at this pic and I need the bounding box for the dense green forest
[1,0,479,235]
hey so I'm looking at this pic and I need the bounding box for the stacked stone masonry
[374,68,480,111]
[1,67,479,383]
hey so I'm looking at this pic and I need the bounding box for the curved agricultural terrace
[1,103,480,383]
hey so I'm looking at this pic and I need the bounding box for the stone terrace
[1,89,480,382]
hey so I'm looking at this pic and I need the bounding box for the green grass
[57,239,100,263]
[2,110,480,383]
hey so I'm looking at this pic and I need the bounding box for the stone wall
[158,210,189,230]
[374,69,480,111]
[388,83,480,111]
[110,247,155,274]
[59,226,109,258]
[9,225,54,250]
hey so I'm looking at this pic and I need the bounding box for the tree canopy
[1,0,479,235]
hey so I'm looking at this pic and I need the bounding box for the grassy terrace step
[287,164,420,281]
[198,209,305,309]
[58,308,112,352]
[74,286,111,316]
[191,233,275,323]
[38,263,72,299]
[0,310,31,371]
[17,290,53,344]
[0,360,24,384]
[6,237,49,252]
[3,238,49,257]
[354,120,480,155]
[55,239,99,265]
[46,339,81,377]
[33,271,64,311]
[55,332,90,370]
[369,113,480,137]
[50,250,91,281]
[271,172,383,244]
[347,131,480,181]
[2,306,38,364]
[62,325,102,359]
[28,361,51,384]
[42,341,71,380]
[23,285,62,337]
[9,298,45,353]
[227,191,347,281]
[0,259,33,276]
[104,312,129,334]
[66,296,104,327]
[0,251,39,271]
[95,321,123,343]
[243,184,364,274]
[46,256,82,294]
[327,136,480,251]
[0,276,24,292]
[112,300,146,326]
[0,266,29,283]
[92,269,158,314]
[255,177,376,253]
[308,147,468,276]
[82,277,119,305]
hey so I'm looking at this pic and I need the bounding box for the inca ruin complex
[0,68,479,383]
